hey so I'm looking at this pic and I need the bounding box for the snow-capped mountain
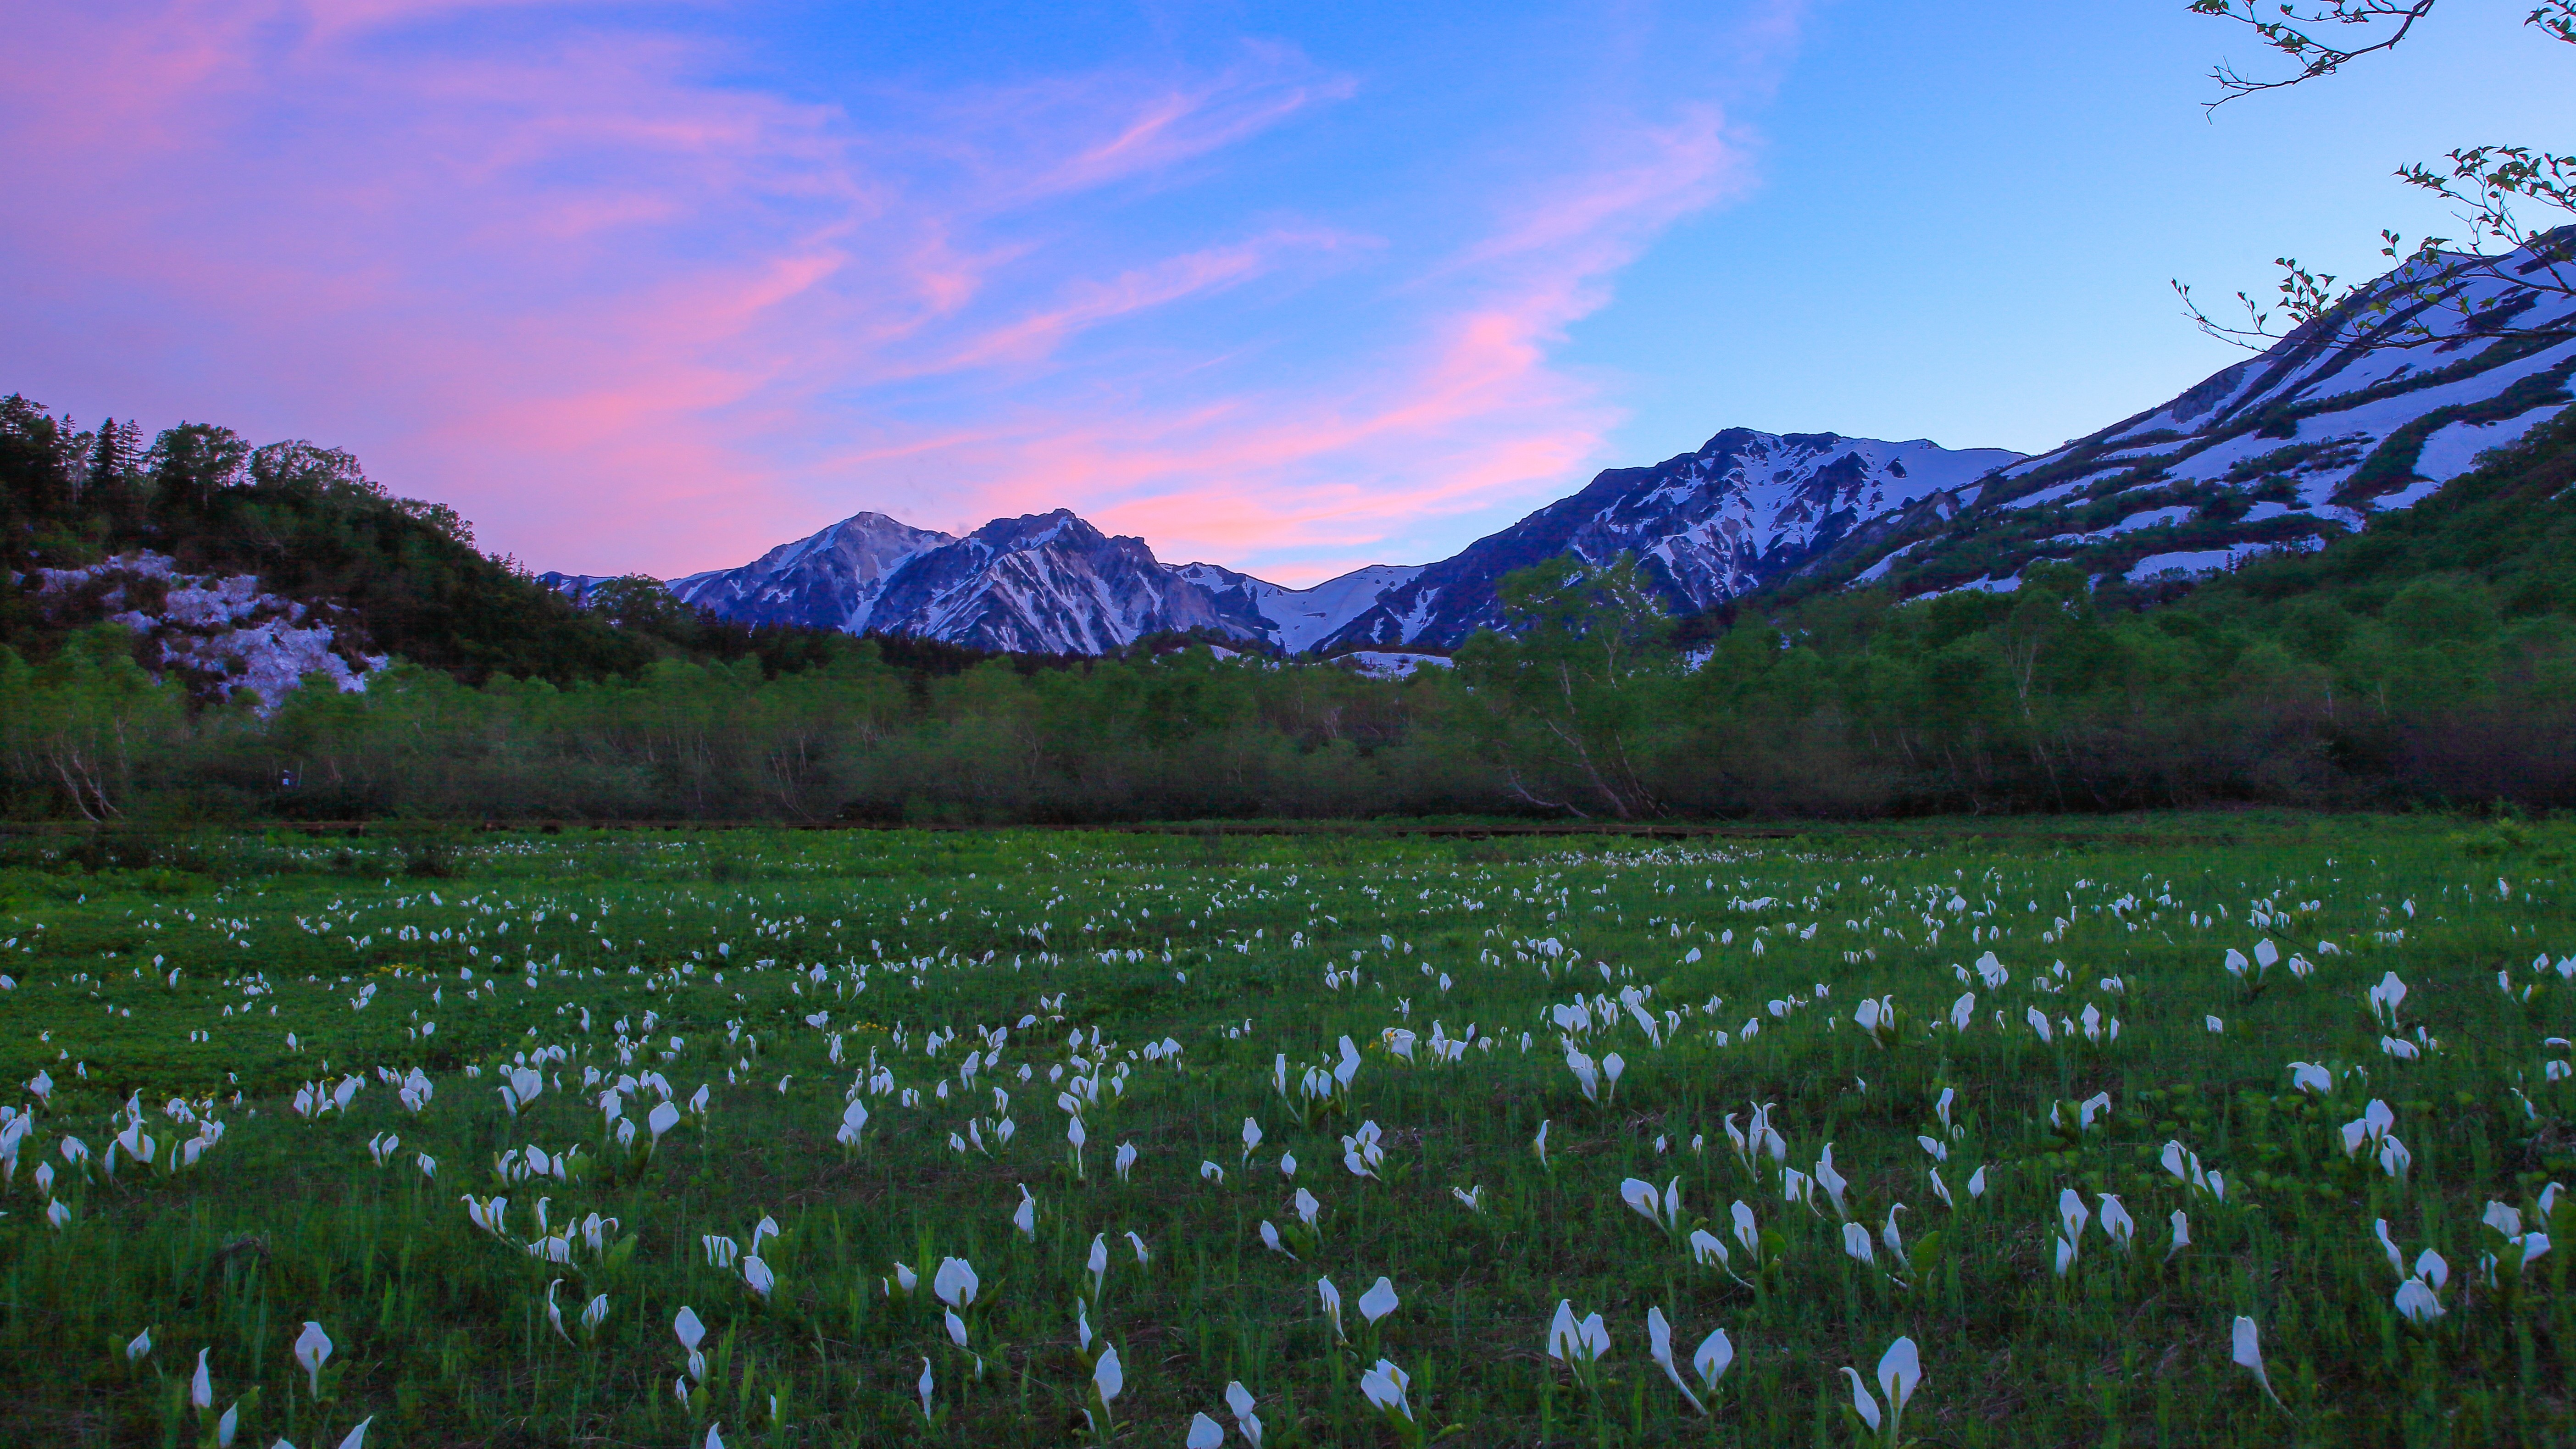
[560,433,2018,656]
[555,506,1420,655]
[1812,234,2576,598]
[1315,430,2023,650]
[1169,561,1428,654]
[858,510,1269,655]
[665,511,954,633]
[545,234,2572,655]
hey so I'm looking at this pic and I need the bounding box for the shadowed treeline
[6,397,2576,824]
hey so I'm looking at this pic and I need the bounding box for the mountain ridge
[555,428,2025,655]
[1787,234,2576,604]
[543,233,2576,656]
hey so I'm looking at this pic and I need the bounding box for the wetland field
[0,816,2569,1447]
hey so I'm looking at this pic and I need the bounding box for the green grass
[0,815,2570,1447]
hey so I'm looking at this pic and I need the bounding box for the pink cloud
[1,1,1796,587]
[920,228,1361,373]
[1033,51,1360,197]
[906,111,1759,581]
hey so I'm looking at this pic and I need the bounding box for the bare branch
[2189,0,2439,107]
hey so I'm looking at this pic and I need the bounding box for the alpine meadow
[0,819,2571,1448]
[7,0,2576,1446]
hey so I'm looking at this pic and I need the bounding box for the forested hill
[6,387,2576,825]
[0,396,855,694]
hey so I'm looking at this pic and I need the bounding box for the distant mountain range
[544,234,2576,655]
[1316,431,2017,649]
[543,431,2024,655]
[546,512,1434,655]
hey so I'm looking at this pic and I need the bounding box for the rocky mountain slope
[1166,561,1427,654]
[1794,235,2576,600]
[566,507,1429,656]
[566,432,2017,656]
[665,511,955,633]
[28,552,385,711]
[1313,430,2021,650]
[854,510,1261,655]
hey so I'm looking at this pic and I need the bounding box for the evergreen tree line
[6,394,2576,824]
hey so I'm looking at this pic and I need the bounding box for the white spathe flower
[1358,1276,1399,1325]
[1092,1343,1123,1406]
[2232,1316,2284,1408]
[2057,1188,2090,1243]
[1357,1359,1413,1421]
[1691,1325,1734,1393]
[1842,1220,1876,1266]
[1688,1227,1728,1267]
[1839,1337,1921,1438]
[1875,1338,1921,1417]
[933,1256,979,1309]
[1645,1305,1716,1415]
[2394,1278,2445,1324]
[292,1321,333,1398]
[2099,1194,2136,1250]
[1545,1300,1610,1365]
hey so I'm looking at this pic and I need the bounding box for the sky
[3,1,2567,585]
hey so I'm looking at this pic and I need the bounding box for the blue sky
[1577,2,2571,466]
[3,0,2564,582]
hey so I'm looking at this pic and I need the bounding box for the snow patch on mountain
[1339,650,1455,679]
[559,508,1423,657]
[29,552,386,711]
[662,511,955,633]
[2413,402,2571,489]
[854,511,1268,655]
[1819,234,2576,598]
[1313,428,2025,650]
[1171,561,1427,654]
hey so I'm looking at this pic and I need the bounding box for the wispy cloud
[919,103,1760,578]
[0,1,1801,583]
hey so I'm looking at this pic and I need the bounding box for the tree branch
[2190,0,2438,108]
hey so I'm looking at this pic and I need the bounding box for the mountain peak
[964,509,1108,555]
[662,509,954,633]
[1310,427,2023,650]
